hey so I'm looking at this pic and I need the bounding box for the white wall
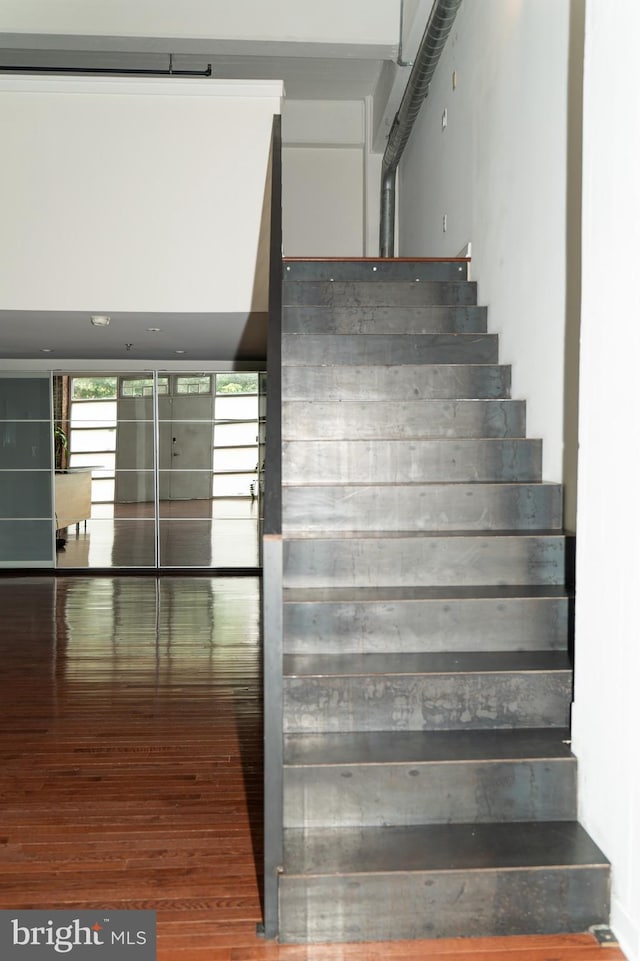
[397,0,573,492]
[572,0,640,956]
[0,75,281,314]
[0,0,398,47]
[282,100,365,256]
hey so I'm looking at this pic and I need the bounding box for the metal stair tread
[283,280,475,290]
[282,438,544,483]
[283,584,570,602]
[283,728,573,766]
[283,304,488,334]
[283,432,528,443]
[283,362,507,367]
[283,528,564,540]
[284,436,540,444]
[283,282,478,308]
[283,332,494,340]
[282,480,560,489]
[283,821,608,876]
[283,651,570,678]
[284,397,518,404]
[282,365,511,398]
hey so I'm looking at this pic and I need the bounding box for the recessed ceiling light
[147,327,161,333]
[40,348,53,353]
[90,314,111,327]
[175,349,186,354]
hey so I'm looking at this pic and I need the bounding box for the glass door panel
[56,373,156,568]
[51,370,261,570]
[0,374,54,567]
[158,382,214,567]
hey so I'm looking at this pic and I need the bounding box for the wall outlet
[442,214,448,232]
[441,108,448,130]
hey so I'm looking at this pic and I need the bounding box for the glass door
[158,373,260,568]
[56,373,155,567]
[53,371,261,569]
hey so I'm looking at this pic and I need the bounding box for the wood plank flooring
[0,576,626,961]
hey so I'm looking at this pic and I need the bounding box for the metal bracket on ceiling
[397,0,415,66]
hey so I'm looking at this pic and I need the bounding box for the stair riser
[282,485,563,533]
[282,365,510,401]
[283,280,477,308]
[283,672,571,733]
[282,439,543,484]
[283,535,565,588]
[283,596,568,654]
[284,759,577,827]
[284,261,468,282]
[283,305,487,334]
[282,401,526,441]
[278,868,609,942]
[283,333,498,366]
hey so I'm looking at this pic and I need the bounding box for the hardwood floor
[0,576,626,961]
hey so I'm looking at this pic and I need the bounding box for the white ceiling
[0,29,402,360]
[0,310,268,362]
[0,41,390,101]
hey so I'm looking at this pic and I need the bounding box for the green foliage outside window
[72,377,117,399]
[216,373,259,394]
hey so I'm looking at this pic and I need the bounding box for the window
[68,376,118,504]
[212,373,259,497]
[66,373,263,505]
[216,373,259,394]
[72,377,117,400]
[120,377,168,398]
[175,375,212,395]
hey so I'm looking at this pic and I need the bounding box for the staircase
[274,258,609,943]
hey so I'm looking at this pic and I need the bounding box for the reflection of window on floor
[67,373,260,505]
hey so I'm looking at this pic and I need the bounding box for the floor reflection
[56,498,260,568]
[56,576,261,681]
